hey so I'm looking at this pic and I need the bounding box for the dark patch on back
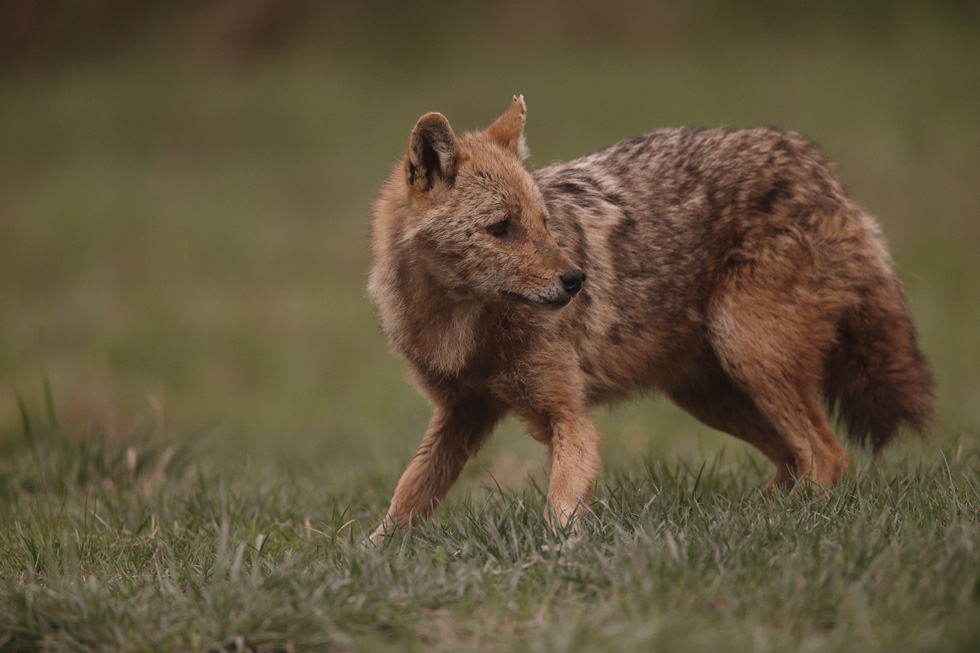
[755,178,788,214]
[608,215,642,277]
[675,163,701,197]
[703,180,723,220]
[552,180,591,199]
[609,215,637,256]
[607,323,624,346]
[542,181,601,213]
[576,173,627,209]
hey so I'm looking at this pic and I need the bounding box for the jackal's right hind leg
[706,289,850,490]
[667,352,806,493]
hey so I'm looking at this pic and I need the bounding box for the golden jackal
[367,96,933,543]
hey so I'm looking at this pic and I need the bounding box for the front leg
[369,397,501,545]
[538,411,604,531]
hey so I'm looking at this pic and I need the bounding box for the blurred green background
[2,1,978,490]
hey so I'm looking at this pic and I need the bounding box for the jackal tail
[822,272,934,453]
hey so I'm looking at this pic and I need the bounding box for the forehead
[457,136,541,206]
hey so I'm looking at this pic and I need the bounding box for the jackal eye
[487,220,509,237]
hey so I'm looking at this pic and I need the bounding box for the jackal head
[384,96,585,310]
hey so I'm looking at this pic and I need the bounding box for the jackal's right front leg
[369,399,500,546]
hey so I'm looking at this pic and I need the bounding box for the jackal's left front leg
[540,412,604,530]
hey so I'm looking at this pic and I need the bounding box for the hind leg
[668,350,808,493]
[706,287,851,489]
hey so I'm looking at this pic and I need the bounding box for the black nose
[560,268,586,296]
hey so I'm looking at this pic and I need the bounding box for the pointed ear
[405,112,459,193]
[486,95,529,161]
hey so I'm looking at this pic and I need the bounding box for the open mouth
[500,290,571,310]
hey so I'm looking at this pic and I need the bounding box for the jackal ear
[406,112,459,193]
[486,95,529,162]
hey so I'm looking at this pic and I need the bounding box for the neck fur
[369,262,482,377]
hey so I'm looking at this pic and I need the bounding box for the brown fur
[367,96,934,543]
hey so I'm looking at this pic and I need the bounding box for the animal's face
[401,98,585,309]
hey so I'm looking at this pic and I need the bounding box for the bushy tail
[822,274,935,454]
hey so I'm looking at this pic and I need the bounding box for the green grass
[2,5,980,651]
[2,402,979,651]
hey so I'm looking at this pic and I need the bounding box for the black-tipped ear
[406,112,459,193]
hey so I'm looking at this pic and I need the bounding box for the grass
[2,4,980,651]
[1,401,979,651]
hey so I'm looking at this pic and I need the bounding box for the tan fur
[367,96,934,543]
